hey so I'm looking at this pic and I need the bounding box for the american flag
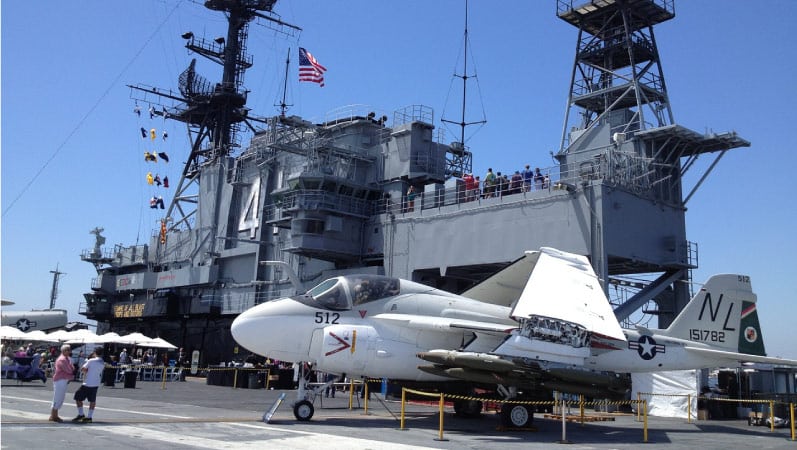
[299,47,327,87]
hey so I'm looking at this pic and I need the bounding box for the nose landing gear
[293,399,315,421]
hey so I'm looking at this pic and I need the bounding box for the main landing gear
[500,403,533,428]
[496,385,534,428]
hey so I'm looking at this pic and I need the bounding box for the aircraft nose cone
[231,298,315,363]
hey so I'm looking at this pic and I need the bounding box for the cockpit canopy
[301,275,401,311]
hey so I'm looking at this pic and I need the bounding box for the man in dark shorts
[72,347,105,423]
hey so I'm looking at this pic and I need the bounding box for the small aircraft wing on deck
[460,251,541,307]
[510,247,625,341]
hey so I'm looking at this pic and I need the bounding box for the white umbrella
[23,330,58,342]
[45,329,73,342]
[64,329,100,344]
[0,325,27,340]
[97,332,123,344]
[116,332,153,345]
[143,337,177,349]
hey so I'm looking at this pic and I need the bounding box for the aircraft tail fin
[664,274,766,356]
[736,293,767,356]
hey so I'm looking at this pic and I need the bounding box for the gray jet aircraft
[232,247,797,427]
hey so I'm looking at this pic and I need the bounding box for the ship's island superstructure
[80,0,749,366]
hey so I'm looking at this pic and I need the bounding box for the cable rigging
[2,1,186,218]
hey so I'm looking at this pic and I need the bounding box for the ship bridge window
[301,179,321,190]
[293,218,324,235]
[322,180,337,192]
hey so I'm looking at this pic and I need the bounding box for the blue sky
[2,1,796,358]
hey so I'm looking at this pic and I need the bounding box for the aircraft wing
[459,251,541,306]
[685,346,797,367]
[371,313,516,336]
[510,247,626,341]
[417,349,630,399]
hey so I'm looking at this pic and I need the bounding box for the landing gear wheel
[501,404,532,428]
[454,400,483,418]
[293,400,314,421]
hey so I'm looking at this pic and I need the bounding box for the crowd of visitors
[461,165,550,202]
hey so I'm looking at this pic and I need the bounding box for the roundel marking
[637,335,658,360]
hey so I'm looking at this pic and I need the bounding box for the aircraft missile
[417,365,532,387]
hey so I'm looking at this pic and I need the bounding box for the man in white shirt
[72,347,105,423]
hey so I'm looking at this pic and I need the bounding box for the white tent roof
[0,325,27,340]
[144,337,177,349]
[24,330,58,342]
[115,332,154,345]
[63,329,101,344]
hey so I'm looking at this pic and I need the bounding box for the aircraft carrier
[79,0,749,367]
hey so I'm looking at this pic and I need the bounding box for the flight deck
[2,377,794,449]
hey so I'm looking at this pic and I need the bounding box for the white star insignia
[639,336,655,357]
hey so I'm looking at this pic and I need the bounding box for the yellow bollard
[435,393,446,441]
[363,381,369,415]
[560,394,567,443]
[265,368,271,390]
[790,403,795,441]
[348,379,354,410]
[643,400,648,443]
[579,394,584,426]
[233,368,238,389]
[400,388,407,430]
[687,393,692,423]
[636,392,641,422]
[770,400,775,432]
[160,366,167,390]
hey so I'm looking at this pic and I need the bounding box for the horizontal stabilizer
[685,346,797,367]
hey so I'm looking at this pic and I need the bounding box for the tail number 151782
[690,329,725,343]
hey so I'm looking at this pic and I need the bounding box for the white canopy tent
[97,332,122,343]
[2,327,61,342]
[115,332,154,346]
[0,326,28,340]
[63,329,102,345]
[144,337,177,349]
[24,330,57,342]
[44,329,74,342]
[107,333,178,350]
[2,328,177,350]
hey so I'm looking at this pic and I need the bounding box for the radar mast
[441,0,484,178]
